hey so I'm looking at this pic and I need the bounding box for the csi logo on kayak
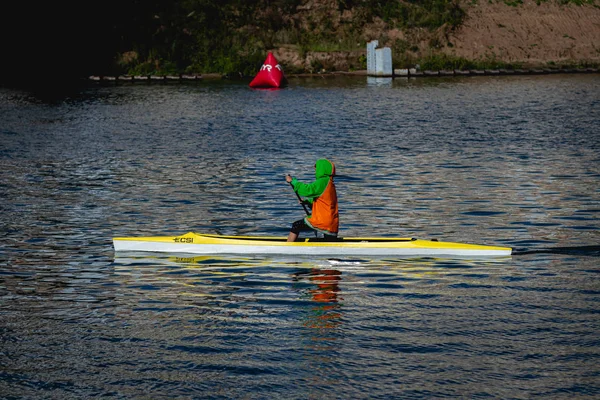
[173,237,193,243]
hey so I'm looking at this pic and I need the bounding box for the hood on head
[315,159,335,179]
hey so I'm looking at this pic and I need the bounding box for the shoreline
[87,67,599,83]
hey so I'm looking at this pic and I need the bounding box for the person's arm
[289,176,328,200]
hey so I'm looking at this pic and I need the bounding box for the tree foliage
[114,0,467,76]
[3,0,598,83]
[3,0,469,81]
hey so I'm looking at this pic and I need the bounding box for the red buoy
[249,52,287,88]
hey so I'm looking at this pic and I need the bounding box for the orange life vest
[306,177,339,235]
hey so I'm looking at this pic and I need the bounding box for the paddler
[285,159,339,242]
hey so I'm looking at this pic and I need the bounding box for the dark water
[1,75,599,398]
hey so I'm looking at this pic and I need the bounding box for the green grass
[110,0,599,76]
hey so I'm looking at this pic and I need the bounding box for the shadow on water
[513,245,600,256]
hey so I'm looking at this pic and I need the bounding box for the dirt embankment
[447,1,600,66]
[273,0,600,71]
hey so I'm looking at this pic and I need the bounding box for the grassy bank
[116,0,470,76]
[116,0,598,76]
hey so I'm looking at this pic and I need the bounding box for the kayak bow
[112,232,512,257]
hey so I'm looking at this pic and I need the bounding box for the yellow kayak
[112,232,512,257]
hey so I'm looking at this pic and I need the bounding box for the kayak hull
[113,232,512,257]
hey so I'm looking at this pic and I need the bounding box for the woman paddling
[285,159,339,242]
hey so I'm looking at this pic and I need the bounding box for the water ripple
[1,76,599,398]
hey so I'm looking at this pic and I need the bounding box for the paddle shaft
[289,181,318,238]
[289,182,311,216]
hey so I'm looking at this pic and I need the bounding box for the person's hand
[285,174,293,183]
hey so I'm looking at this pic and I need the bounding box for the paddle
[287,176,317,238]
[289,181,311,216]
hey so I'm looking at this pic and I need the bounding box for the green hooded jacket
[290,159,335,204]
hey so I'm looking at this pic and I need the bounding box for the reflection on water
[1,75,599,398]
[367,77,393,86]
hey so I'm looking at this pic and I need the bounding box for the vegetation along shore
[2,0,599,86]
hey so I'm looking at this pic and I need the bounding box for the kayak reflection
[294,269,343,330]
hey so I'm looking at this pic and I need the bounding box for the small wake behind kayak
[112,232,512,257]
